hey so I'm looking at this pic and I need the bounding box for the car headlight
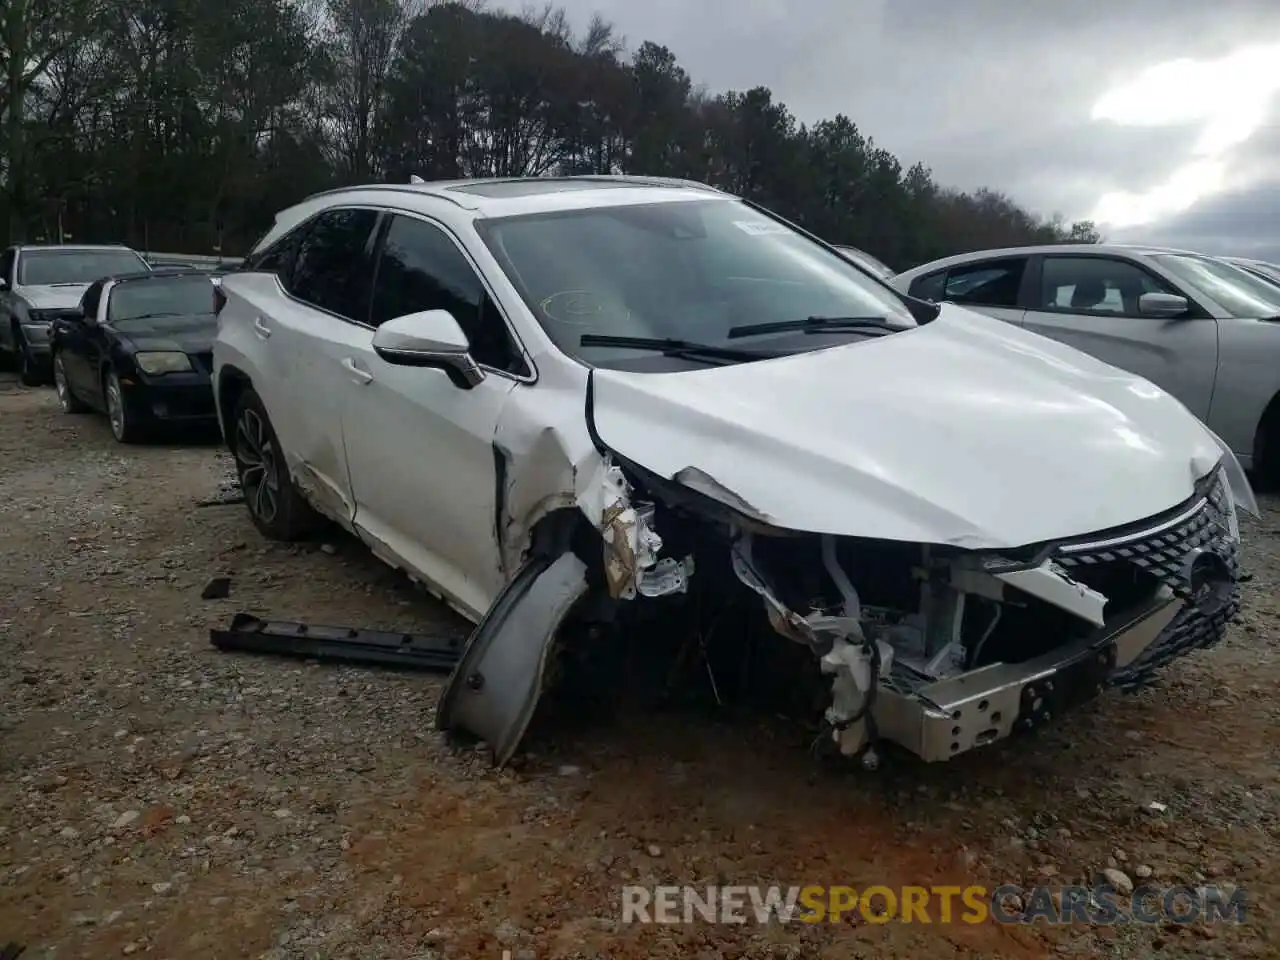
[20,320,51,342]
[135,351,193,375]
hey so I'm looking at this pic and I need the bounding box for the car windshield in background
[477,198,916,367]
[1152,254,1280,319]
[108,275,215,325]
[18,249,149,285]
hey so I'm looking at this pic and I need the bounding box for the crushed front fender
[435,551,590,766]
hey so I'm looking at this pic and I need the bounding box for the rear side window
[942,259,1027,307]
[290,208,381,321]
[908,271,945,301]
[243,230,303,287]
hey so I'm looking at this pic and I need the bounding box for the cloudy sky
[523,0,1280,262]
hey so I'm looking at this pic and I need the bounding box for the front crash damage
[437,372,1248,769]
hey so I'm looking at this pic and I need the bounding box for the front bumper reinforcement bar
[872,590,1184,762]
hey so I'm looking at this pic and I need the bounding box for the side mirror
[1138,292,1190,318]
[371,309,485,389]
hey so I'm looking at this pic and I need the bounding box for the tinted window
[477,198,916,368]
[80,281,104,318]
[1040,256,1177,315]
[1151,254,1280,319]
[371,215,523,374]
[0,249,14,285]
[908,271,946,301]
[108,275,216,324]
[943,259,1026,307]
[17,248,149,285]
[244,229,302,287]
[290,208,380,320]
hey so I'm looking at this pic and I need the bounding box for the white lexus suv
[213,175,1255,769]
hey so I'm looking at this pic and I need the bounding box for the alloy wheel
[105,372,126,440]
[54,356,71,410]
[235,407,280,525]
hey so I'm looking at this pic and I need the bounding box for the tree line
[0,0,1100,270]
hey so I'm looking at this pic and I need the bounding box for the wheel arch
[1251,389,1280,484]
[216,365,254,451]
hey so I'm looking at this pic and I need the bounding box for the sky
[516,0,1280,262]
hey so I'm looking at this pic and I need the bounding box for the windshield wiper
[48,282,89,287]
[579,333,781,363]
[120,312,184,321]
[727,315,903,339]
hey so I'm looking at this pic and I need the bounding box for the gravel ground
[1,377,1277,959]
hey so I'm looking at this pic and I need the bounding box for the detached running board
[209,613,463,672]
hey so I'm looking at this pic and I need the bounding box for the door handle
[342,357,374,384]
[252,317,271,339]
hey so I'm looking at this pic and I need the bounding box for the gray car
[890,244,1280,480]
[0,244,152,385]
[1221,255,1280,287]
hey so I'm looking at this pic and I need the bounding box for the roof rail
[297,182,473,209]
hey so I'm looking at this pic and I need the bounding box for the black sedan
[49,270,220,442]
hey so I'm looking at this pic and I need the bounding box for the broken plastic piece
[576,454,687,599]
[994,560,1108,627]
[209,613,463,671]
[437,552,590,766]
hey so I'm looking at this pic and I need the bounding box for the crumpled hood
[19,284,89,312]
[587,304,1232,549]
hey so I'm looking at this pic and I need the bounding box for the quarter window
[942,259,1027,307]
[370,214,525,375]
[290,208,381,321]
[908,270,945,301]
[1040,256,1176,316]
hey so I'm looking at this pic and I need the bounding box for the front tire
[53,351,90,413]
[104,367,143,443]
[16,331,42,387]
[230,387,319,541]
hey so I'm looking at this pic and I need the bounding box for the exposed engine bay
[438,436,1244,769]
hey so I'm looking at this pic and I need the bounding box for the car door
[341,211,527,621]
[258,206,384,527]
[910,256,1031,327]
[60,281,107,402]
[1021,254,1219,421]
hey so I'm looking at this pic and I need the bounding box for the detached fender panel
[436,550,589,766]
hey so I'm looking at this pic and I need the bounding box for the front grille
[1053,469,1239,598]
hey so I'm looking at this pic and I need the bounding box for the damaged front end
[437,407,1244,770]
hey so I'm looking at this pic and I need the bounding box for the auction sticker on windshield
[733,220,791,236]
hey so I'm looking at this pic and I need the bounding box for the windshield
[1152,254,1280,318]
[108,275,215,324]
[476,198,916,368]
[1238,261,1280,286]
[18,249,149,286]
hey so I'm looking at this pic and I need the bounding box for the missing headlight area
[437,453,1241,770]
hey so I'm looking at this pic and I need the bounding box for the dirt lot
[1,377,1277,960]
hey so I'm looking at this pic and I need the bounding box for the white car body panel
[589,303,1225,548]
